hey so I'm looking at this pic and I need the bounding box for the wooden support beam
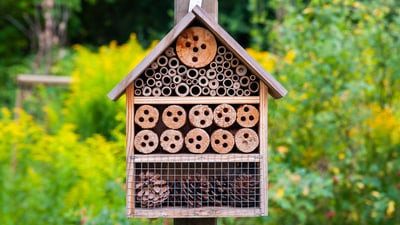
[16,74,71,86]
[174,0,218,24]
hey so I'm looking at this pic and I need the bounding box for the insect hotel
[108,4,287,218]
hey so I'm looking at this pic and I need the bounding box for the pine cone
[208,176,229,206]
[135,171,170,208]
[168,180,182,207]
[181,175,210,207]
[228,174,258,207]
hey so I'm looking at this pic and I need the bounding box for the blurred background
[0,0,399,224]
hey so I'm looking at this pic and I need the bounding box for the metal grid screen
[127,155,261,217]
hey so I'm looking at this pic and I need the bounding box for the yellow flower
[276,187,285,198]
[386,201,395,217]
[356,182,365,189]
[371,191,380,198]
[332,167,340,175]
[284,50,296,64]
[338,153,346,160]
[277,146,289,154]
[303,7,313,14]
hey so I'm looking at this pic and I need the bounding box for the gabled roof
[108,6,287,101]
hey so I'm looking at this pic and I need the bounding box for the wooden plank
[133,96,260,105]
[259,82,268,216]
[131,154,261,163]
[191,6,288,99]
[129,207,262,218]
[174,0,218,24]
[126,84,136,215]
[107,12,196,101]
[16,74,71,85]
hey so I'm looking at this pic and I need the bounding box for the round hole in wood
[196,135,202,141]
[144,110,149,114]
[200,120,205,125]
[141,142,146,147]
[173,117,178,122]
[223,143,228,148]
[194,111,200,116]
[188,138,194,143]
[193,47,199,52]
[163,136,169,141]
[192,57,198,62]
[139,117,144,122]
[222,134,227,139]
[193,35,199,41]
[223,108,229,113]
[241,116,246,121]
[170,144,176,149]
[204,110,210,116]
[149,142,154,147]
[244,133,249,138]
[215,139,220,144]
[225,117,230,122]
[195,144,201,149]
[249,115,255,121]
[244,107,249,112]
[186,42,191,47]
[144,135,149,140]
[217,113,222,118]
[167,111,172,117]
[175,135,180,141]
[177,111,183,116]
[201,44,206,49]
[149,117,154,122]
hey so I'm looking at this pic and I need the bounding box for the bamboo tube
[235,128,259,153]
[211,129,234,154]
[144,68,155,78]
[210,89,217,96]
[160,67,168,75]
[134,78,144,89]
[189,104,213,128]
[216,87,226,96]
[217,46,226,55]
[231,58,240,67]
[210,61,217,69]
[213,104,236,128]
[250,74,257,81]
[185,128,210,154]
[161,87,172,96]
[172,75,182,84]
[177,65,187,75]
[146,78,156,87]
[134,130,159,154]
[216,73,225,82]
[134,89,142,96]
[168,57,180,68]
[215,55,224,64]
[187,68,199,79]
[208,79,219,90]
[244,89,251,96]
[162,105,186,129]
[155,81,162,88]
[186,79,192,85]
[150,62,158,70]
[162,75,172,86]
[206,69,217,79]
[192,79,198,85]
[236,104,259,128]
[198,76,209,87]
[249,81,260,93]
[227,88,235,96]
[160,129,183,153]
[223,79,233,88]
[189,85,202,97]
[224,51,233,61]
[233,81,241,90]
[202,87,210,95]
[152,87,161,96]
[239,76,250,87]
[175,83,189,97]
[165,47,176,57]
[170,83,176,89]
[223,61,230,69]
[236,89,244,96]
[134,105,159,129]
[154,72,162,80]
[232,74,240,82]
[142,87,152,96]
[216,65,223,74]
[168,68,177,76]
[199,68,206,76]
[236,65,247,76]
[224,69,233,78]
[157,55,168,67]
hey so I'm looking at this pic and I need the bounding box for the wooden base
[174,218,216,225]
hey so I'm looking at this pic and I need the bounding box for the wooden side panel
[126,84,135,216]
[192,6,287,99]
[259,82,268,216]
[174,0,218,24]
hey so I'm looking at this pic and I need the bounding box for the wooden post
[174,1,218,224]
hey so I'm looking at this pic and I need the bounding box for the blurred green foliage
[1,0,400,224]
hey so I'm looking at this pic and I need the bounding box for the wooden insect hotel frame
[108,3,287,219]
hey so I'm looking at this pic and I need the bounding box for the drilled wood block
[134,130,159,154]
[160,129,184,153]
[236,105,259,128]
[176,26,217,68]
[211,129,234,154]
[162,105,187,129]
[134,105,159,128]
[189,105,213,128]
[235,128,259,153]
[213,104,236,128]
[185,128,210,154]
